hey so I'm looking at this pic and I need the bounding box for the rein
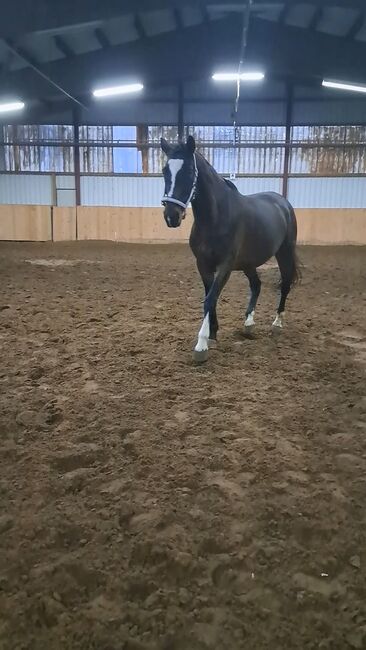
[161,153,198,209]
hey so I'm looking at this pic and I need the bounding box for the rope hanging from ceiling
[230,0,253,179]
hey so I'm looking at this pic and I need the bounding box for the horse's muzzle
[163,205,186,228]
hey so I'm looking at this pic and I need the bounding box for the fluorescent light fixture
[212,71,265,82]
[0,101,25,113]
[322,79,366,94]
[93,83,144,98]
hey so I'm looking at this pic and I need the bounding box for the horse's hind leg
[243,268,261,335]
[273,242,295,332]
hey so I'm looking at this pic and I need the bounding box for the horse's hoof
[193,349,209,364]
[271,324,283,336]
[243,325,256,339]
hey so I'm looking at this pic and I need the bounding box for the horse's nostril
[164,206,183,227]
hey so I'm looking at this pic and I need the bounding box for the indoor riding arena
[1,2,366,649]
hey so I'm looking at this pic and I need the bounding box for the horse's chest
[191,236,222,265]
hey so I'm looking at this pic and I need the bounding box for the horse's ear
[186,135,196,154]
[160,137,171,155]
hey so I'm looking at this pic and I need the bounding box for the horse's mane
[223,178,238,191]
[196,151,238,192]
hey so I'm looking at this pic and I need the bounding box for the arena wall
[0,205,365,245]
[0,205,51,241]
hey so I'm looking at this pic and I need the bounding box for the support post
[137,124,149,174]
[178,82,184,142]
[282,83,293,199]
[73,108,81,206]
[0,125,6,172]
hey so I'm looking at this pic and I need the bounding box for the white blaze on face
[167,159,184,197]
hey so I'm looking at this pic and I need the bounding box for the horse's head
[161,135,197,228]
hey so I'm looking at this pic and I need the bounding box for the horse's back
[248,191,297,244]
[243,190,291,211]
[232,191,296,268]
[241,190,295,233]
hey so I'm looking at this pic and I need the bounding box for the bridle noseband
[161,153,198,210]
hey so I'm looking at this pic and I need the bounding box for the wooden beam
[200,3,210,23]
[3,39,87,109]
[278,3,291,25]
[3,15,366,104]
[1,1,366,41]
[94,28,110,49]
[308,7,323,31]
[54,35,74,58]
[4,39,39,68]
[346,11,364,39]
[173,8,184,30]
[0,49,16,77]
[134,14,147,40]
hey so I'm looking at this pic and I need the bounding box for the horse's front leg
[196,259,218,343]
[193,262,232,364]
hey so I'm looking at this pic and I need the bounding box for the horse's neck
[192,155,224,226]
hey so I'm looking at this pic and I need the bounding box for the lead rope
[230,0,253,180]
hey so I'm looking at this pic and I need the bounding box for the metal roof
[1,1,366,125]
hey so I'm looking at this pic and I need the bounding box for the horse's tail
[292,245,302,285]
[286,203,302,286]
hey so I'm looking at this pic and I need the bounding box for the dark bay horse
[161,135,300,363]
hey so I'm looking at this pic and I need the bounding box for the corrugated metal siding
[81,176,164,207]
[56,175,75,189]
[234,177,282,194]
[0,174,53,205]
[3,124,366,174]
[79,126,113,173]
[57,189,76,207]
[80,175,282,206]
[149,125,286,174]
[78,175,366,208]
[1,174,365,208]
[3,125,74,172]
[290,126,366,174]
[192,125,285,175]
[288,177,366,208]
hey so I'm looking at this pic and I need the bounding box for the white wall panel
[81,176,164,207]
[0,174,53,205]
[56,175,75,189]
[288,177,366,208]
[234,177,282,194]
[81,175,282,206]
[2,173,365,209]
[57,189,76,207]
